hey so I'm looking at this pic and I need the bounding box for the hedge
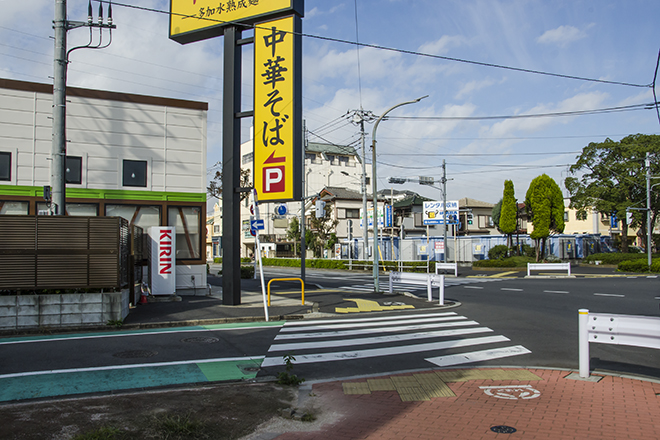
[617,258,660,273]
[473,256,534,268]
[584,253,660,265]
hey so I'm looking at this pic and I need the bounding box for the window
[338,156,349,165]
[106,204,161,228]
[65,156,82,184]
[242,152,254,165]
[326,154,336,164]
[564,211,569,222]
[169,206,202,260]
[365,177,370,185]
[0,201,28,215]
[305,153,316,161]
[38,203,98,216]
[213,225,220,234]
[122,160,148,187]
[0,152,10,181]
[346,208,360,219]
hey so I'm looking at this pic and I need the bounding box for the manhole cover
[113,350,158,359]
[181,337,220,344]
[490,426,517,434]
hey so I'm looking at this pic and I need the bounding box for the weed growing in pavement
[106,319,123,328]
[155,412,208,439]
[277,354,305,386]
[72,426,124,440]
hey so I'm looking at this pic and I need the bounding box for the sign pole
[221,25,243,306]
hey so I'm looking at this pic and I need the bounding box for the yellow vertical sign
[254,15,300,202]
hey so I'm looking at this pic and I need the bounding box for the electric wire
[97,0,652,89]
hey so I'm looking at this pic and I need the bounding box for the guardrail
[267,278,305,307]
[578,308,660,378]
[435,262,458,277]
[526,262,571,277]
[389,271,445,305]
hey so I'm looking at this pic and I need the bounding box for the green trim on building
[0,185,206,203]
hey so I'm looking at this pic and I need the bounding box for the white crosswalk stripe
[339,277,501,294]
[262,311,530,368]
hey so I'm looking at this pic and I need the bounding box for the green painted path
[0,321,284,402]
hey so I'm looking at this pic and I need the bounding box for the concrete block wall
[0,290,129,330]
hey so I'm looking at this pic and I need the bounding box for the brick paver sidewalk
[274,369,660,440]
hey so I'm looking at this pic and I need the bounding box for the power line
[100,1,652,89]
[380,151,581,157]
[385,102,656,121]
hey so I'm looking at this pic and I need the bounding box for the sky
[1,0,659,206]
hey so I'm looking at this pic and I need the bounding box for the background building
[0,78,208,289]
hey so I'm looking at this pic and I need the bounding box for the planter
[0,290,129,331]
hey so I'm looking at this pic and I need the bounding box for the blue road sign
[250,219,265,231]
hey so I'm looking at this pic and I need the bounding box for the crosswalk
[339,277,500,295]
[261,311,530,369]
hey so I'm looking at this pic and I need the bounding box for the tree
[525,174,565,261]
[565,134,660,253]
[207,167,252,201]
[500,180,518,252]
[308,203,339,257]
[491,199,503,231]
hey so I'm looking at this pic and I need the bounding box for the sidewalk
[248,367,660,440]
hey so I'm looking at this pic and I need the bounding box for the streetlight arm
[370,95,428,293]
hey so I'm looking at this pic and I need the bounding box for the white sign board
[423,201,459,225]
[149,226,176,296]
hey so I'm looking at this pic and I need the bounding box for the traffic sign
[250,219,265,231]
[276,204,288,216]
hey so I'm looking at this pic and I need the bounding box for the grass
[72,427,123,440]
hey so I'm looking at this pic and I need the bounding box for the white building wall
[0,84,207,193]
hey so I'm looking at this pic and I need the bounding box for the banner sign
[149,227,176,296]
[170,0,304,44]
[253,15,302,202]
[423,201,459,225]
[360,206,393,229]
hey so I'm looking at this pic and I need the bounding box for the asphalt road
[1,266,658,402]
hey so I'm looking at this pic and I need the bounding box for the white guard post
[435,262,458,277]
[149,226,176,295]
[252,190,269,322]
[527,262,571,277]
[389,271,445,306]
[578,308,660,378]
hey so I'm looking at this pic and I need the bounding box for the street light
[371,95,428,292]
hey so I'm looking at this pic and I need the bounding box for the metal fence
[0,216,138,291]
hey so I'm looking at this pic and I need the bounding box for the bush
[585,253,660,265]
[473,256,534,268]
[488,245,510,260]
[240,266,255,279]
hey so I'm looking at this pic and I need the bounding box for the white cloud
[454,78,501,100]
[537,25,589,47]
[418,36,465,56]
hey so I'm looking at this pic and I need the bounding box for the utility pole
[51,0,115,216]
[349,109,375,260]
[301,121,308,282]
[646,152,652,269]
[442,160,448,262]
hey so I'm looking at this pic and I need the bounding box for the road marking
[655,297,660,300]
[486,271,519,278]
[336,298,415,313]
[283,312,459,327]
[0,356,265,380]
[594,293,625,298]
[281,315,466,333]
[501,288,523,292]
[425,345,531,367]
[261,335,510,367]
[275,320,480,340]
[544,290,569,294]
[0,322,285,346]
[269,327,494,352]
[464,286,484,290]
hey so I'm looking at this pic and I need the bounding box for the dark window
[346,209,360,219]
[123,160,148,187]
[0,152,10,181]
[65,156,82,184]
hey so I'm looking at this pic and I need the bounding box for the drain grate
[490,426,517,434]
[113,350,158,359]
[181,337,220,344]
